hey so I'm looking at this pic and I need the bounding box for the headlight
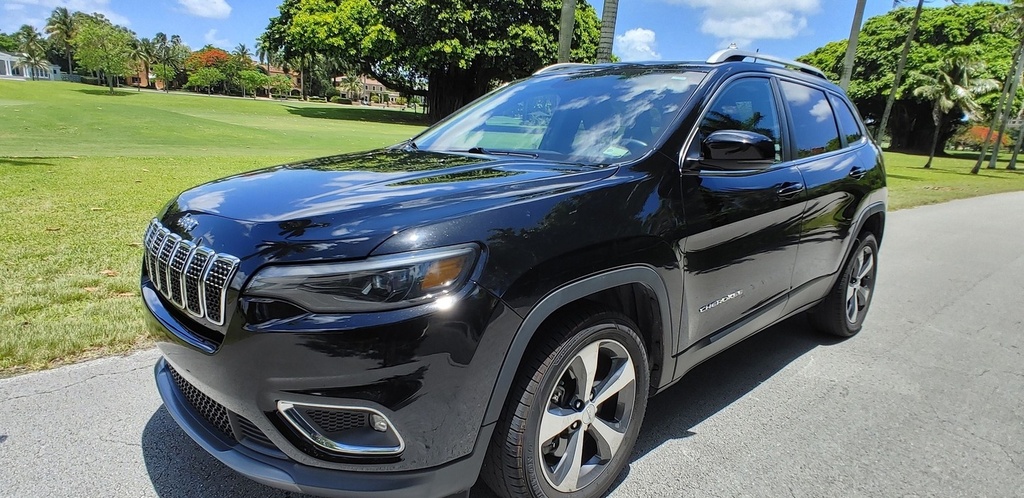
[244,244,479,313]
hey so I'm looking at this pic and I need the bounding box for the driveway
[1,192,1022,497]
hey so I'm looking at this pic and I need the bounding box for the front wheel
[482,306,650,498]
[810,233,879,337]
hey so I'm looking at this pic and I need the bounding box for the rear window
[779,81,841,159]
[830,94,865,146]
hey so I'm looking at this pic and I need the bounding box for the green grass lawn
[1,79,1023,373]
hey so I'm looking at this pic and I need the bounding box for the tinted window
[780,81,841,158]
[415,69,706,165]
[830,94,864,145]
[700,78,782,162]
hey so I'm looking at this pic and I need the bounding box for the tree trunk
[557,0,576,63]
[988,54,1024,170]
[1009,107,1024,170]
[597,0,619,63]
[108,74,114,94]
[974,45,1024,173]
[66,52,73,79]
[840,0,867,91]
[876,0,924,145]
[426,65,490,122]
[924,106,942,168]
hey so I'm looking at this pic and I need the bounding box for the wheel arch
[482,266,675,425]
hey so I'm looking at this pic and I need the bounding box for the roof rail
[706,49,827,80]
[534,63,591,75]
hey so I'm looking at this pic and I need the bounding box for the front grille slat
[143,219,239,327]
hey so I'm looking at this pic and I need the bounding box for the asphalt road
[2,192,1022,498]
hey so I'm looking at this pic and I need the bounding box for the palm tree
[130,38,158,91]
[596,0,619,63]
[875,0,926,144]
[340,73,363,100]
[912,55,999,168]
[840,0,868,91]
[18,51,50,81]
[45,7,76,76]
[233,43,252,62]
[15,24,45,57]
[979,0,1024,171]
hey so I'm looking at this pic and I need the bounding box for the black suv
[143,50,885,498]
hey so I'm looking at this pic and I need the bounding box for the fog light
[370,413,388,432]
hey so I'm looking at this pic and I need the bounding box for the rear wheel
[810,233,879,337]
[482,306,649,498]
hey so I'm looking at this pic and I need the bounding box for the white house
[0,51,62,81]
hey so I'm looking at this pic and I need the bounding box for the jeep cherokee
[143,49,886,498]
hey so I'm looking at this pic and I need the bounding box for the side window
[830,94,865,145]
[699,78,783,162]
[780,81,842,158]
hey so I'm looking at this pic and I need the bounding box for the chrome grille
[144,219,239,326]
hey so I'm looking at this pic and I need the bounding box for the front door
[678,77,806,348]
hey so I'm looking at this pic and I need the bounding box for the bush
[331,97,353,104]
[324,87,340,99]
[370,94,380,104]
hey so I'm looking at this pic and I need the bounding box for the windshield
[414,67,706,165]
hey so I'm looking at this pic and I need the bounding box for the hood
[160,149,614,265]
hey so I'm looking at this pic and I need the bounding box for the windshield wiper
[459,147,539,159]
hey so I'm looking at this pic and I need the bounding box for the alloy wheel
[538,338,637,492]
[846,245,875,324]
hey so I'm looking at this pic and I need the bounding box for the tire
[482,305,650,498]
[810,233,879,337]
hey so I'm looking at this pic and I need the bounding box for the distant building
[0,51,62,81]
[336,75,401,103]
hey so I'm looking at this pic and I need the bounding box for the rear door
[776,80,877,312]
[678,76,807,348]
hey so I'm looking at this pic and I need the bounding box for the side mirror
[699,130,776,170]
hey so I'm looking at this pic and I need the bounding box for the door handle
[777,182,804,199]
[849,166,868,179]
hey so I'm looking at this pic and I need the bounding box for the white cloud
[666,0,819,47]
[203,28,229,48]
[0,0,130,31]
[615,28,662,62]
[177,0,231,19]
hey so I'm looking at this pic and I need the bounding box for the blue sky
[0,0,978,61]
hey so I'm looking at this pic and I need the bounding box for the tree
[0,32,17,53]
[185,46,231,72]
[841,0,868,90]
[45,7,76,75]
[340,73,362,100]
[269,74,294,98]
[18,51,51,80]
[876,0,926,144]
[912,54,999,168]
[152,63,176,91]
[153,32,190,92]
[800,2,1017,155]
[263,0,602,121]
[186,67,225,95]
[130,38,158,91]
[239,70,268,98]
[15,25,45,58]
[73,18,135,93]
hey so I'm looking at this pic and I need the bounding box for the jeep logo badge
[176,214,199,232]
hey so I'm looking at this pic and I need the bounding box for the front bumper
[155,357,492,497]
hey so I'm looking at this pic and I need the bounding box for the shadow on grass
[0,157,56,167]
[283,104,429,127]
[75,89,139,97]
